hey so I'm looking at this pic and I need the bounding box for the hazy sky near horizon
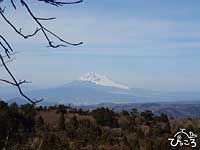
[1,0,200,91]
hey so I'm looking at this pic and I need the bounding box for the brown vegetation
[0,101,200,150]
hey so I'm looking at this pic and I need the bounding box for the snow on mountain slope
[80,72,129,90]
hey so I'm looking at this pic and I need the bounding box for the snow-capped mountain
[3,72,200,106]
[80,72,129,90]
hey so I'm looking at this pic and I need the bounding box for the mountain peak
[80,72,129,90]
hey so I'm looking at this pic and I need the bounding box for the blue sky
[1,0,200,91]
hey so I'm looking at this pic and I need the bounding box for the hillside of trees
[0,100,200,150]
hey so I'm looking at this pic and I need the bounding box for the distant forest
[0,100,200,150]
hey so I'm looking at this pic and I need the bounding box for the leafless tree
[0,0,83,105]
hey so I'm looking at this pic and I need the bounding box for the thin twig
[10,0,17,9]
[38,0,83,7]
[36,17,56,21]
[0,35,13,52]
[0,57,15,67]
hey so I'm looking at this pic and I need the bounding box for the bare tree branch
[0,0,83,105]
[0,7,41,39]
[0,54,43,105]
[20,0,83,48]
[0,35,42,105]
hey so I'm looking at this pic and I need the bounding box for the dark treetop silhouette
[0,0,83,105]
